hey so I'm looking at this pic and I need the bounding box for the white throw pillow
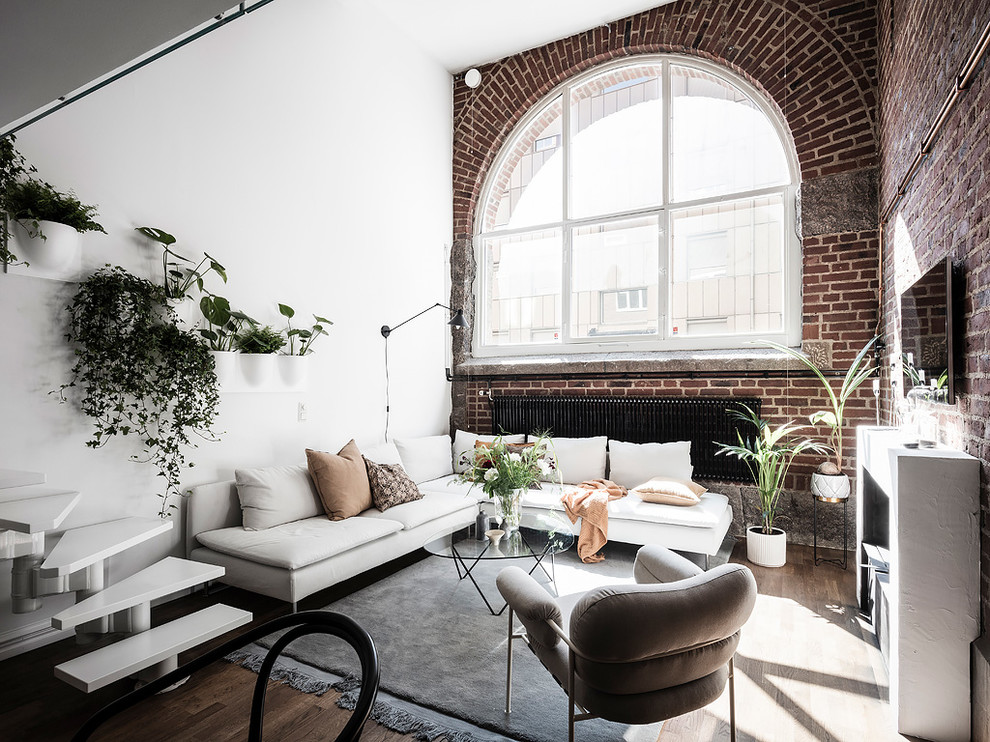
[394,434,454,484]
[235,464,323,531]
[607,439,693,490]
[360,440,403,466]
[548,436,608,484]
[452,430,526,474]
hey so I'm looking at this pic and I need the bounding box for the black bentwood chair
[72,610,379,742]
[497,545,757,741]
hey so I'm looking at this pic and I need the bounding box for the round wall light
[464,68,482,89]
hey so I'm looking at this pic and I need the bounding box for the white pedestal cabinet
[856,426,979,742]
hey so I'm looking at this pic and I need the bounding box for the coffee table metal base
[449,539,558,616]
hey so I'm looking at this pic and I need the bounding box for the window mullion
[659,60,671,341]
[561,82,572,344]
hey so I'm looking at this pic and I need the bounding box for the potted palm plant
[762,337,878,499]
[718,404,827,567]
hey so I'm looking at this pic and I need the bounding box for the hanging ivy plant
[57,265,221,518]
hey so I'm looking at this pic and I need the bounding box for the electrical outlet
[297,402,308,422]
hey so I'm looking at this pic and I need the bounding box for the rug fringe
[226,650,489,742]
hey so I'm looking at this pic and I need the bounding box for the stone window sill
[456,348,807,377]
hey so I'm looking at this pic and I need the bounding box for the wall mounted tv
[899,256,958,405]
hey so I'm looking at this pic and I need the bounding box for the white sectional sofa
[186,434,733,608]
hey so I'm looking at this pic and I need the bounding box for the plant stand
[812,491,847,569]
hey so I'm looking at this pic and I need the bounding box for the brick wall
[876,2,990,733]
[449,0,882,549]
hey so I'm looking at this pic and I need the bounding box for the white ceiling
[365,0,676,72]
[0,0,673,131]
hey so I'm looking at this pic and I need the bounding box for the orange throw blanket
[561,479,627,563]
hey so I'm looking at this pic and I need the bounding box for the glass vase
[494,489,523,534]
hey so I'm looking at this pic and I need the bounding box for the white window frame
[472,54,801,358]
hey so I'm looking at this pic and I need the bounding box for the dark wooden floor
[0,544,912,742]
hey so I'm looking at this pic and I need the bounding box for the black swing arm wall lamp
[380,303,468,338]
[380,303,468,440]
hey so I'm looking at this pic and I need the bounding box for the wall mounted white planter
[6,219,83,281]
[166,296,197,328]
[746,526,787,567]
[277,355,309,386]
[238,354,275,387]
[209,351,237,387]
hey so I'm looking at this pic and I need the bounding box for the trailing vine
[58,266,221,517]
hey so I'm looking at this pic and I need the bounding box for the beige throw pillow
[306,440,373,520]
[631,477,707,506]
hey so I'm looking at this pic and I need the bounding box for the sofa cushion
[361,440,403,466]
[452,430,525,473]
[521,485,728,530]
[306,440,373,520]
[235,464,323,531]
[631,477,707,506]
[358,492,475,530]
[548,436,608,484]
[364,458,422,511]
[418,474,487,500]
[608,492,729,529]
[394,434,454,483]
[196,515,403,570]
[607,440,693,490]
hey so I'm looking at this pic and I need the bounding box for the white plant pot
[239,353,275,387]
[166,296,196,328]
[10,219,81,271]
[811,472,851,501]
[746,526,787,568]
[209,350,237,387]
[278,354,309,386]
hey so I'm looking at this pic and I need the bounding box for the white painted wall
[0,0,453,643]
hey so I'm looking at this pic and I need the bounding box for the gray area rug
[229,538,733,742]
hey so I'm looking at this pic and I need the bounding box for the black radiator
[491,395,761,482]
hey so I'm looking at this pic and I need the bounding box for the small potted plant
[135,226,226,324]
[4,178,106,271]
[277,302,333,385]
[717,404,827,567]
[234,324,286,386]
[1,134,35,267]
[198,292,258,385]
[457,434,557,533]
[763,337,877,499]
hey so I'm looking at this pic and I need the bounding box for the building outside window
[475,56,800,356]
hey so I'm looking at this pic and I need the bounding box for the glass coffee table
[423,509,575,615]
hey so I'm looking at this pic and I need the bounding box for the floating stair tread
[0,490,81,533]
[40,518,173,577]
[0,469,46,489]
[0,531,43,560]
[52,557,225,630]
[54,604,252,693]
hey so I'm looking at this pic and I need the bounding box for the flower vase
[495,489,524,534]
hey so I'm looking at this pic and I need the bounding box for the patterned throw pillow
[364,457,423,511]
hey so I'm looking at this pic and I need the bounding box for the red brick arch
[452,0,877,240]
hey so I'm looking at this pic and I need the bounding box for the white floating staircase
[0,469,251,691]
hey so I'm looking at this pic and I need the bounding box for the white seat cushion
[358,492,476,530]
[609,492,729,529]
[418,474,486,500]
[196,516,403,570]
[521,485,728,530]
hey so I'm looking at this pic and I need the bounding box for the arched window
[474,56,800,355]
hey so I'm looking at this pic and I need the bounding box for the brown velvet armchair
[496,544,757,741]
